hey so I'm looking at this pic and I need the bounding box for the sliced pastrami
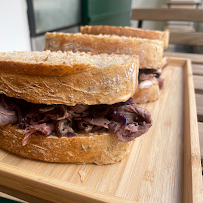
[108,103,152,142]
[0,102,18,126]
[56,119,74,137]
[157,77,164,89]
[0,94,152,145]
[70,104,89,113]
[82,117,110,129]
[21,122,56,146]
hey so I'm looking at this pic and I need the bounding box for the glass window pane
[33,0,81,34]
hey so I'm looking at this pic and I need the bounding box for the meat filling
[139,68,164,89]
[0,95,152,145]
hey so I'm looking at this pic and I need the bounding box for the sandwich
[44,31,169,104]
[0,50,152,165]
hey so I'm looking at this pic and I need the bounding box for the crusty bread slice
[45,32,165,70]
[80,25,169,50]
[0,51,139,106]
[133,81,160,104]
[0,124,130,165]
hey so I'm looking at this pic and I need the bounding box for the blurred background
[0,0,202,52]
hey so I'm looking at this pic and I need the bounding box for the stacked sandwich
[45,26,169,104]
[0,50,152,165]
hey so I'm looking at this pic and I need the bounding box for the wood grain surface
[0,59,202,203]
[192,64,203,76]
[198,122,203,159]
[196,94,203,122]
[132,8,203,22]
[194,75,203,94]
[169,32,203,46]
[183,60,203,203]
[165,52,203,64]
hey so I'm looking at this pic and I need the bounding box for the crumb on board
[79,170,86,183]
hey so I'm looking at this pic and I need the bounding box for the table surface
[165,52,203,159]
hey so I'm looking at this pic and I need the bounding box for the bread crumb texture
[79,170,86,183]
[0,125,131,165]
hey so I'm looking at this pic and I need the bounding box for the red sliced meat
[108,103,152,142]
[21,122,56,146]
[0,102,17,126]
[70,104,89,113]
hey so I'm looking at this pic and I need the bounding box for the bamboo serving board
[0,58,202,203]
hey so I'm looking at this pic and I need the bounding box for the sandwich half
[80,26,169,103]
[45,32,168,104]
[0,51,152,165]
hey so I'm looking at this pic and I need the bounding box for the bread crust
[80,25,169,50]
[133,82,160,104]
[0,124,130,165]
[0,51,136,76]
[45,32,165,70]
[0,59,100,77]
[0,52,139,106]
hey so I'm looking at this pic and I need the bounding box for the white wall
[0,0,31,52]
[131,0,167,30]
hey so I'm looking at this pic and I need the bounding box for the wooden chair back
[166,1,201,8]
[131,8,203,46]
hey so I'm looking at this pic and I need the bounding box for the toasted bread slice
[0,51,139,106]
[133,81,160,104]
[0,124,130,165]
[45,32,165,70]
[80,25,169,49]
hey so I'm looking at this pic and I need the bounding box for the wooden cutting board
[0,58,202,203]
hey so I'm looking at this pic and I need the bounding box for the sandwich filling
[138,68,164,89]
[138,59,168,89]
[0,95,152,146]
